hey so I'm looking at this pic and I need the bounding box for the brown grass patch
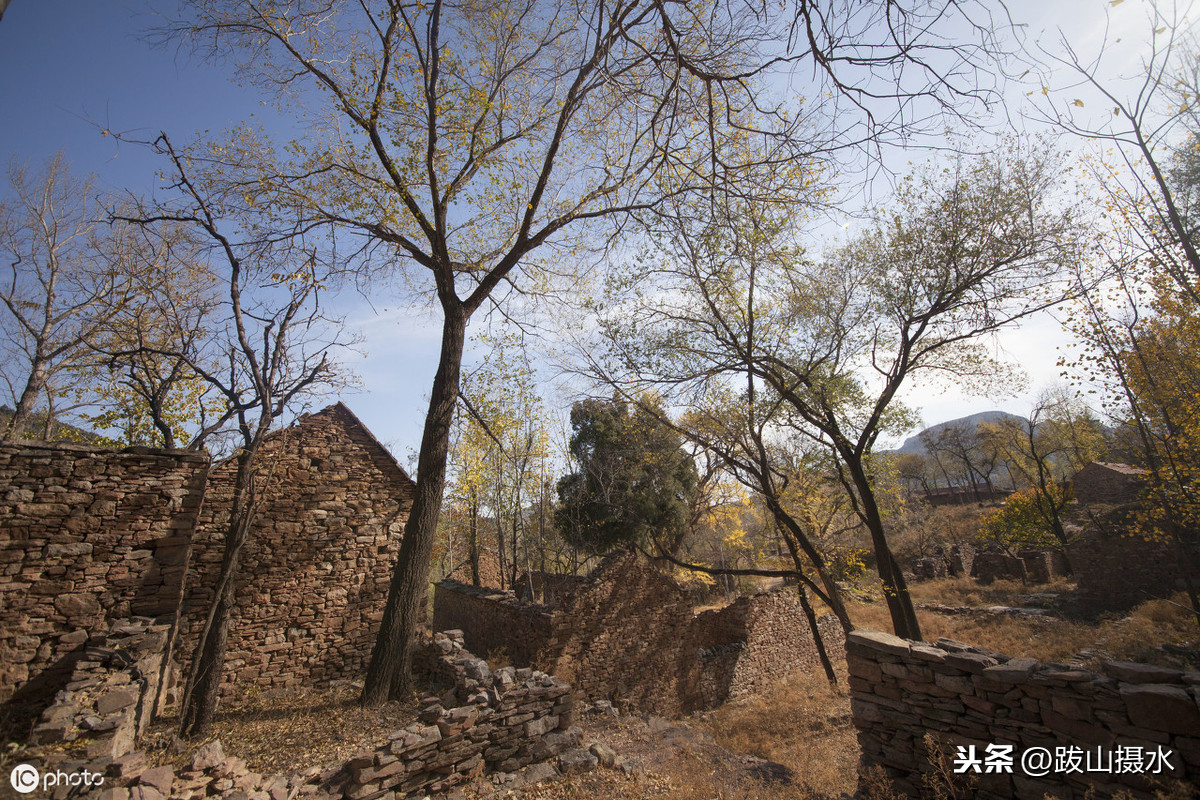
[844,576,1198,667]
[698,667,857,798]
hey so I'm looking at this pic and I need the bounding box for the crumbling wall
[725,591,845,702]
[539,552,699,713]
[27,618,171,760]
[178,403,415,691]
[432,581,554,666]
[513,571,587,604]
[438,552,842,716]
[1067,530,1191,613]
[847,630,1199,799]
[0,441,209,710]
[23,630,581,800]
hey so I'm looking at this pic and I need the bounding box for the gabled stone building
[177,402,416,690]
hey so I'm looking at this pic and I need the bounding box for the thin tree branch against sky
[0,0,1181,459]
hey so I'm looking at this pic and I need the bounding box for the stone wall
[512,571,586,604]
[327,630,579,799]
[847,629,1199,799]
[23,630,582,800]
[1073,462,1147,506]
[1067,530,1191,613]
[178,403,415,691]
[431,581,554,666]
[436,552,843,716]
[28,618,171,760]
[0,441,209,711]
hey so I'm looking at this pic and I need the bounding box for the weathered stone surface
[849,630,1200,800]
[558,748,599,774]
[589,742,617,768]
[177,403,416,694]
[981,657,1040,684]
[846,630,912,657]
[1103,661,1184,685]
[191,740,227,771]
[1120,684,1200,734]
[137,765,175,795]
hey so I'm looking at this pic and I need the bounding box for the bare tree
[593,142,1082,641]
[1034,2,1200,626]
[160,0,1017,700]
[0,154,135,440]
[114,134,351,738]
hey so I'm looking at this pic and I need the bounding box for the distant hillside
[0,406,109,445]
[893,410,1025,456]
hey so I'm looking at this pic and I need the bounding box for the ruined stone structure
[848,630,1199,799]
[1073,462,1147,506]
[433,552,844,716]
[513,570,586,604]
[432,581,554,667]
[1067,529,1191,613]
[2,401,415,739]
[0,441,209,717]
[21,627,583,800]
[178,402,416,690]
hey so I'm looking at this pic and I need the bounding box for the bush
[977,485,1071,552]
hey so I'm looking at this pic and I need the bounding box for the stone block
[1120,684,1200,735]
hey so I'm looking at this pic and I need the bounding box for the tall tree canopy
[556,397,698,555]
[591,141,1082,639]
[162,0,1016,698]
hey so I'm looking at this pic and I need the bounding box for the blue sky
[0,0,1169,463]
[0,1,442,462]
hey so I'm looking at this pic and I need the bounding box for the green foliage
[977,484,1072,552]
[555,397,698,555]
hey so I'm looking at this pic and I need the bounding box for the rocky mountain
[893,410,1025,456]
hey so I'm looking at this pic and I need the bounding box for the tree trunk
[847,460,922,641]
[469,498,481,587]
[179,446,261,737]
[796,585,838,686]
[4,361,47,440]
[362,304,467,705]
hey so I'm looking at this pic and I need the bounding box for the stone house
[1072,461,1147,506]
[176,402,416,690]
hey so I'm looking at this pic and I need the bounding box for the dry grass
[698,667,857,798]
[843,576,1198,668]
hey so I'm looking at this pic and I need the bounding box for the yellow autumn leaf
[1073,99,1085,108]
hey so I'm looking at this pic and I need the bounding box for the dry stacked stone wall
[435,552,844,716]
[431,581,554,666]
[1073,462,1147,506]
[847,629,1199,799]
[23,630,581,800]
[0,441,209,710]
[28,618,171,761]
[178,403,415,692]
[1068,530,1191,613]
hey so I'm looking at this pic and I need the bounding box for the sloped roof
[216,401,414,487]
[299,401,414,485]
